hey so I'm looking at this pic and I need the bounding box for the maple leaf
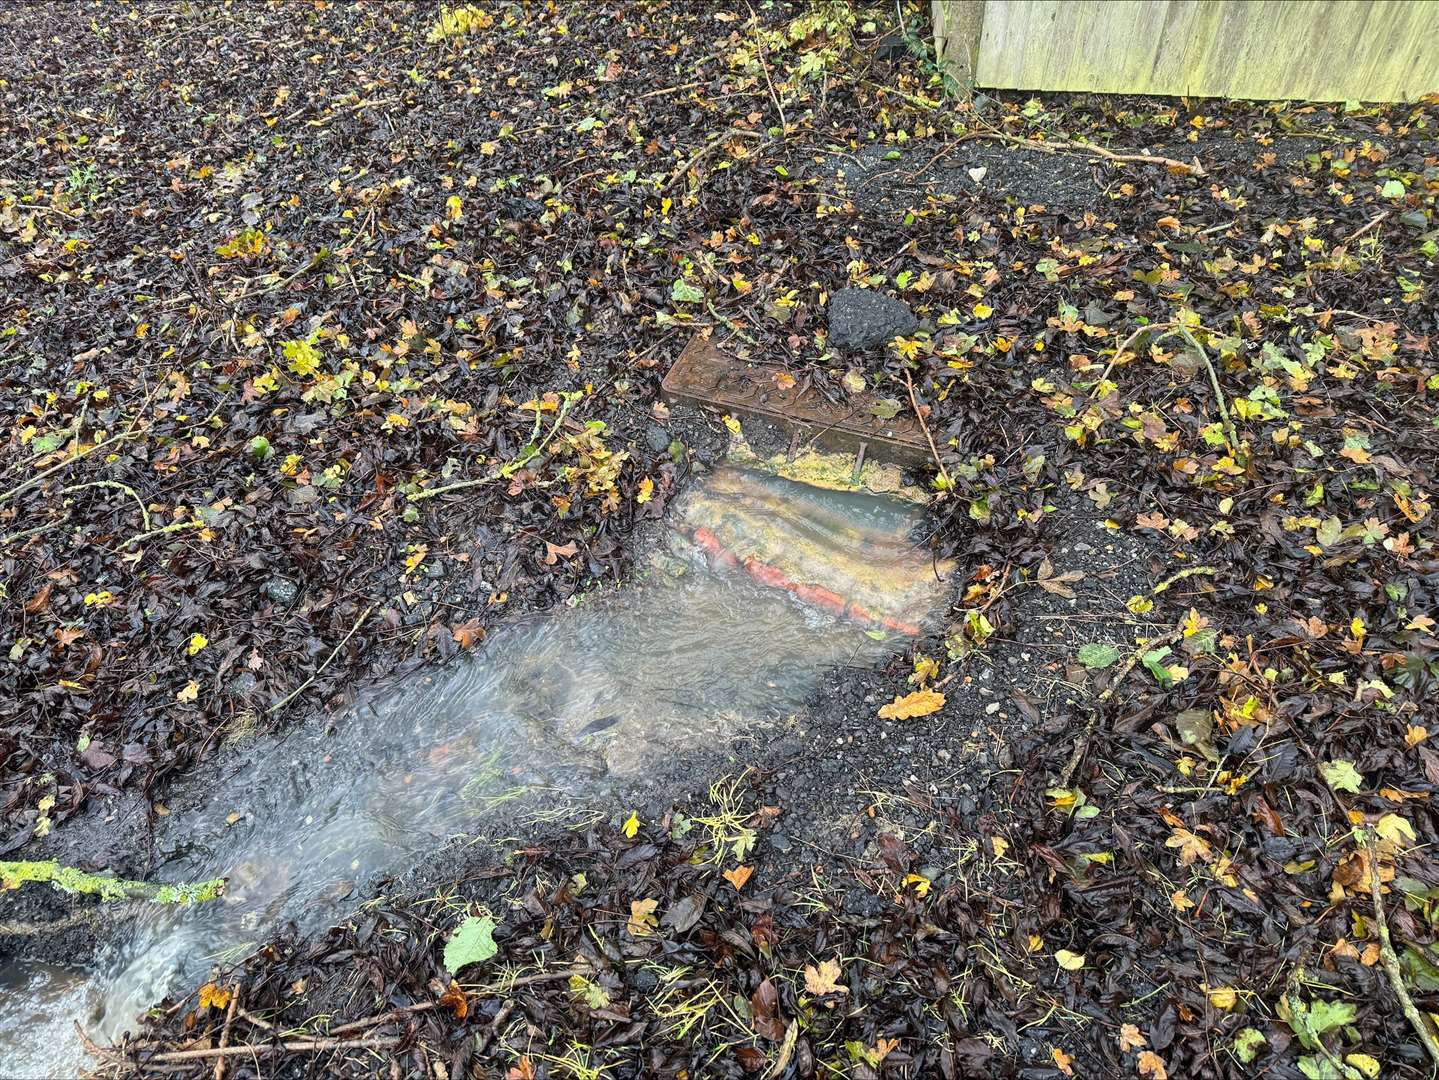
[803,958,846,1000]
[722,864,753,891]
[878,689,945,720]
[1052,1047,1075,1075]
[1118,1024,1147,1052]
[1135,511,1170,531]
[176,680,200,703]
[1136,1050,1168,1079]
[627,897,659,936]
[544,541,577,565]
[198,982,232,1011]
[1165,826,1212,866]
[451,618,486,648]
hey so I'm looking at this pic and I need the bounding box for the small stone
[264,577,300,605]
[646,425,671,453]
[985,701,1001,715]
[827,287,918,351]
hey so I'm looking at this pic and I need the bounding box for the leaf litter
[0,2,1437,1079]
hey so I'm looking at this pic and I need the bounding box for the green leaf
[1315,516,1343,547]
[1142,646,1174,686]
[1380,179,1405,198]
[1344,1053,1380,1079]
[1077,643,1121,669]
[30,431,67,457]
[1319,759,1363,794]
[442,914,498,974]
[670,279,705,304]
[1233,1027,1266,1064]
[248,436,273,461]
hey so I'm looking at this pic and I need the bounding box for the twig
[1091,322,1238,451]
[324,1001,438,1038]
[745,2,786,133]
[268,604,375,714]
[121,518,207,550]
[1283,965,1360,1080]
[1057,626,1184,789]
[474,1001,515,1056]
[968,129,1205,176]
[660,129,769,196]
[1341,210,1389,245]
[213,985,240,1080]
[902,371,951,491]
[1364,828,1439,1068]
[60,480,151,532]
[1151,565,1218,595]
[409,395,579,502]
[143,1036,396,1064]
[0,429,144,508]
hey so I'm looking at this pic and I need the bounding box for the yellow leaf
[1052,1047,1075,1075]
[723,864,754,890]
[903,872,931,897]
[990,835,1009,859]
[198,982,232,1011]
[972,302,993,319]
[446,194,463,221]
[627,897,658,936]
[1207,986,1238,1010]
[1055,949,1085,971]
[877,689,945,720]
[636,477,654,505]
[1405,725,1428,747]
[803,958,846,998]
[1344,1053,1380,1079]
[1375,813,1416,847]
[187,633,209,656]
[1137,1050,1168,1079]
[621,812,640,838]
[176,680,199,703]
[1170,889,1195,912]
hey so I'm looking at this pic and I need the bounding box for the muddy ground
[2,1,1437,1078]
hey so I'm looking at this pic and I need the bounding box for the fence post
[931,0,985,96]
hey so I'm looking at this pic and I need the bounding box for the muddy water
[0,466,947,1078]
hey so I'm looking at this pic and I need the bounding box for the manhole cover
[662,335,929,467]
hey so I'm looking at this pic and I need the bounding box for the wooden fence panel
[937,0,1439,102]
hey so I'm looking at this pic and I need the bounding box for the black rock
[827,287,917,351]
[645,424,671,453]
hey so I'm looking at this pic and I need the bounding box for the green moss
[1,859,226,905]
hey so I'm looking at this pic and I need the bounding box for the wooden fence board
[939,0,1439,102]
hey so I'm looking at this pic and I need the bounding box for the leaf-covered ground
[2,2,1437,1078]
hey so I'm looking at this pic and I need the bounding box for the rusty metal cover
[661,335,929,467]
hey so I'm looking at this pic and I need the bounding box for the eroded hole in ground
[0,460,952,1078]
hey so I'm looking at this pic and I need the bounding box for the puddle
[0,464,949,1077]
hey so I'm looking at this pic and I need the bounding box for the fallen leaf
[1055,949,1085,971]
[438,979,469,1019]
[628,897,659,936]
[176,680,199,703]
[803,958,846,999]
[622,812,640,838]
[544,541,578,565]
[443,914,498,974]
[1137,1050,1168,1079]
[187,632,209,655]
[721,863,754,891]
[1118,1023,1147,1052]
[1207,986,1238,1010]
[198,982,232,1011]
[1052,1047,1074,1075]
[451,618,486,648]
[878,689,945,719]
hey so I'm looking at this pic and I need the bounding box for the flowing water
[0,464,949,1078]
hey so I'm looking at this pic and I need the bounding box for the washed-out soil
[3,2,1438,1079]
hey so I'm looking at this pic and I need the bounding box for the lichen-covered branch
[1,860,226,905]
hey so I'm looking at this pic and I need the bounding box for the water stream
[0,464,949,1077]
